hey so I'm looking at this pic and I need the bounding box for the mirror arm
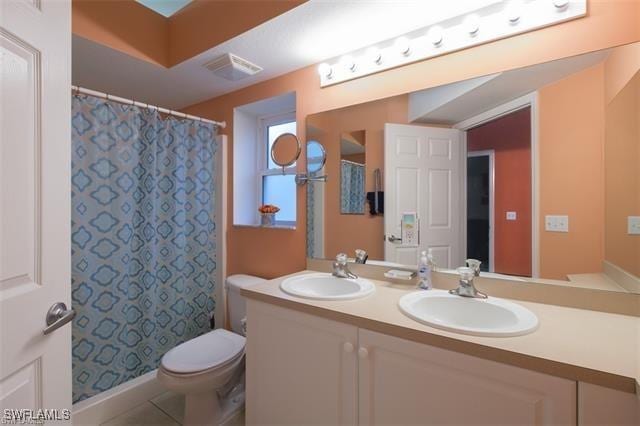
[295,173,327,186]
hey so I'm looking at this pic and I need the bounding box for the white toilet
[157,274,266,426]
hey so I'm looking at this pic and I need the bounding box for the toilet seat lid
[161,329,245,374]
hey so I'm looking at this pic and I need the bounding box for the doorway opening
[463,105,533,278]
[466,151,494,272]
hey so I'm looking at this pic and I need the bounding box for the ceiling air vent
[204,53,263,81]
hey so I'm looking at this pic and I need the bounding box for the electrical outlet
[506,211,517,221]
[628,216,640,235]
[545,215,569,232]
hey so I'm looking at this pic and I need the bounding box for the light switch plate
[628,216,640,235]
[506,211,517,221]
[545,215,569,232]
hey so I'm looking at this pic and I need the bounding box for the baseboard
[72,369,165,425]
[603,261,640,294]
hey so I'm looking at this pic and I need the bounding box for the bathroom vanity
[243,271,639,425]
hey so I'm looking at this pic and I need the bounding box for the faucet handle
[336,253,348,264]
[457,267,475,282]
[466,259,482,276]
[355,249,368,264]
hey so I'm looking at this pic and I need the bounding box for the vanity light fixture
[395,37,411,56]
[553,0,570,9]
[506,1,521,24]
[428,26,444,46]
[341,55,357,72]
[367,47,382,65]
[465,14,480,36]
[317,0,586,88]
[318,63,333,79]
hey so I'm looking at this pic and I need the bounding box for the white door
[246,300,357,425]
[358,329,576,425]
[1,0,72,421]
[384,123,463,268]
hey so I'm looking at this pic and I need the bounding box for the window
[258,113,297,226]
[232,92,296,228]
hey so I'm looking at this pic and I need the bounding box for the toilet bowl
[157,274,266,426]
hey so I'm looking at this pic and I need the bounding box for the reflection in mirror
[270,133,300,169]
[307,140,326,174]
[340,131,366,214]
[306,42,640,294]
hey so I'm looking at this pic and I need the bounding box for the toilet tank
[226,274,266,334]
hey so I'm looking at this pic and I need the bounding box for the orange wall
[604,67,640,277]
[182,0,640,279]
[72,0,304,67]
[72,0,170,67]
[538,63,606,280]
[307,96,408,261]
[604,42,640,104]
[468,108,532,277]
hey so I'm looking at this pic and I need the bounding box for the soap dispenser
[417,250,433,290]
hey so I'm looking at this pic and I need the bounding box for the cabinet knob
[358,347,369,359]
[343,342,354,353]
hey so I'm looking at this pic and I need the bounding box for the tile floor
[99,391,244,426]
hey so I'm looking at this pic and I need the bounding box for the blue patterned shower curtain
[340,160,365,214]
[71,94,218,402]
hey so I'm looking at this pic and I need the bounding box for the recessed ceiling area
[408,49,611,125]
[135,0,192,17]
[73,0,498,109]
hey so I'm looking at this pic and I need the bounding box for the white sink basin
[280,273,375,300]
[398,290,538,337]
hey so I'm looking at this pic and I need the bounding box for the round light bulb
[465,14,480,36]
[367,47,382,65]
[395,37,411,56]
[428,26,444,46]
[553,0,569,9]
[341,55,356,72]
[506,1,521,24]
[318,63,333,78]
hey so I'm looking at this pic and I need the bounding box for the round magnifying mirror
[270,133,301,168]
[306,140,326,174]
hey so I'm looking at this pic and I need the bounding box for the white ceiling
[72,0,498,110]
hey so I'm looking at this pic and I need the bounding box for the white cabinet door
[246,300,358,425]
[384,123,464,268]
[358,329,576,425]
[1,0,71,419]
[578,382,639,425]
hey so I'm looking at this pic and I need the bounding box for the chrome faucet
[466,259,482,277]
[449,267,487,299]
[354,249,368,264]
[332,253,358,279]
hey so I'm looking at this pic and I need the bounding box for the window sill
[233,224,297,231]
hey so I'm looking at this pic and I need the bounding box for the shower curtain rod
[340,159,365,167]
[72,85,226,128]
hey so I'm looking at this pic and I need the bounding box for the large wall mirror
[306,41,640,294]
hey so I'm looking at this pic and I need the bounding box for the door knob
[343,342,354,353]
[358,347,369,359]
[387,235,402,243]
[43,302,76,335]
